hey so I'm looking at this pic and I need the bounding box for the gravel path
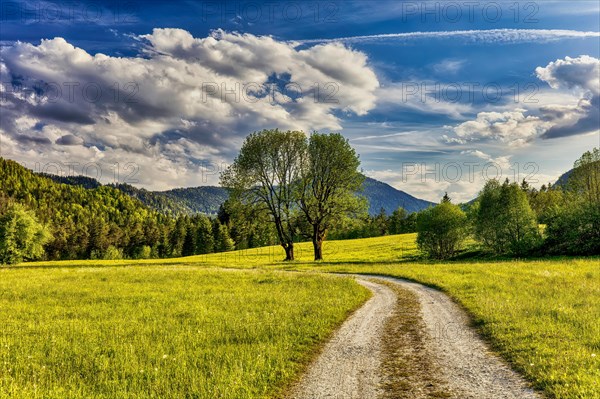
[289,279,396,399]
[289,275,542,399]
[372,275,541,399]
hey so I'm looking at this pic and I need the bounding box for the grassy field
[0,267,370,399]
[9,234,600,398]
[23,234,420,269]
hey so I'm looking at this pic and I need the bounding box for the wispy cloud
[293,29,600,45]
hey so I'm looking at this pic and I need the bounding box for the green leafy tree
[545,148,600,255]
[499,182,541,255]
[416,202,467,259]
[390,211,418,235]
[0,204,51,264]
[222,198,276,249]
[475,179,540,256]
[568,147,600,203]
[545,200,600,255]
[102,245,123,260]
[298,133,366,260]
[388,207,407,235]
[221,129,306,261]
[526,185,565,224]
[371,208,389,236]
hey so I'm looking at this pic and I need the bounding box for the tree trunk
[313,238,323,261]
[312,224,325,261]
[284,244,294,261]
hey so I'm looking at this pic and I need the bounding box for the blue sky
[1,0,599,201]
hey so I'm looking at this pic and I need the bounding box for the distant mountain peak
[360,176,434,214]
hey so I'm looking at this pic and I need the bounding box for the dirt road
[289,276,541,399]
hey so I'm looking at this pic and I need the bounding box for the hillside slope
[35,167,434,216]
[0,157,170,260]
[361,177,434,214]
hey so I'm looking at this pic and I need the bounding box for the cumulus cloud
[535,55,600,94]
[453,109,551,147]
[0,29,379,189]
[445,55,600,146]
[535,55,600,139]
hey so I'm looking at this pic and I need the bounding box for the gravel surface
[289,279,395,399]
[372,275,541,399]
[289,275,542,399]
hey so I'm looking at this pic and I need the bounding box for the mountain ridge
[38,167,435,216]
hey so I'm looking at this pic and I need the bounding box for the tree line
[1,140,597,264]
[415,148,600,259]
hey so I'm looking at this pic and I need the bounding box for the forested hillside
[162,186,229,214]
[43,173,224,216]
[44,172,433,217]
[0,158,236,263]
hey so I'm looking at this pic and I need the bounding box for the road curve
[289,275,542,399]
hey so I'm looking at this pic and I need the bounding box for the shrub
[91,245,124,260]
[416,202,468,259]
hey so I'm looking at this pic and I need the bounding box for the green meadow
[0,268,370,399]
[5,234,600,398]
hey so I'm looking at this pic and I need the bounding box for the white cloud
[0,29,379,189]
[460,149,512,169]
[444,55,600,146]
[376,82,473,119]
[432,59,466,75]
[535,55,600,139]
[453,109,551,147]
[535,55,600,95]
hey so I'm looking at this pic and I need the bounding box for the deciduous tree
[0,204,51,264]
[221,129,306,260]
[416,201,467,259]
[299,133,365,261]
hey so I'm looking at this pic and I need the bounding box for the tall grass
[0,267,369,398]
